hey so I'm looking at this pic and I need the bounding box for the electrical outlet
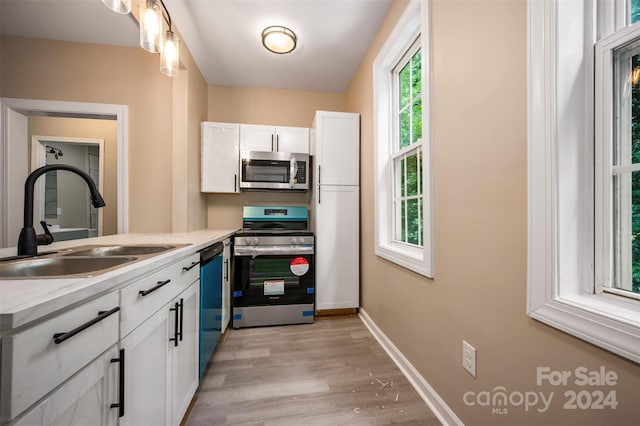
[463,340,477,378]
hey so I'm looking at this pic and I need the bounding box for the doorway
[0,98,128,248]
[31,136,105,241]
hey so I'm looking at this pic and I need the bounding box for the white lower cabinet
[221,238,231,332]
[119,281,199,426]
[0,249,205,426]
[315,185,360,310]
[13,345,120,426]
[171,283,199,426]
[0,292,120,424]
[119,304,171,426]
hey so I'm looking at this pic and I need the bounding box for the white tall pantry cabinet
[311,111,360,311]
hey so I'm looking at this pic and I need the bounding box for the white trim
[359,309,463,426]
[373,0,433,278]
[0,98,128,248]
[527,0,640,364]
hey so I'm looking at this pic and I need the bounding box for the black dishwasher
[198,242,223,379]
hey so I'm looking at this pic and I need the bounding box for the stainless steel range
[232,206,315,328]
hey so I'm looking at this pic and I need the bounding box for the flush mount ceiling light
[102,0,131,14]
[262,26,297,54]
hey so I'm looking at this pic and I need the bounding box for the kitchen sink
[0,244,188,279]
[0,256,138,278]
[64,245,177,257]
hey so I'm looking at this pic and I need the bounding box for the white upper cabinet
[240,124,309,154]
[276,126,310,153]
[201,122,240,193]
[312,111,360,186]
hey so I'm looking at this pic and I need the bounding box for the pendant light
[104,0,179,77]
[102,0,131,14]
[139,0,162,53]
[160,30,179,77]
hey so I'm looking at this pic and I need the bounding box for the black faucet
[17,164,106,256]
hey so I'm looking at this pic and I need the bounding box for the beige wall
[1,35,208,234]
[346,0,640,425]
[205,86,345,229]
[28,116,118,236]
[186,67,209,232]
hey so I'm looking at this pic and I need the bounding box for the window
[393,43,423,247]
[529,0,640,364]
[373,0,432,277]
[595,2,640,300]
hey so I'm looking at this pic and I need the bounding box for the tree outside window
[393,45,423,247]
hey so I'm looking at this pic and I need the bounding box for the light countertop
[0,229,238,332]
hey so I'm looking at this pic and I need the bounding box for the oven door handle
[234,246,314,256]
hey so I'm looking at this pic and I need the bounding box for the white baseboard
[359,308,464,426]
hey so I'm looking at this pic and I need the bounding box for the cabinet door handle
[276,134,279,152]
[317,165,321,204]
[234,173,237,192]
[138,279,171,297]
[53,307,120,344]
[224,258,229,281]
[178,298,184,341]
[271,134,274,151]
[110,348,125,417]
[182,261,199,272]
[169,301,179,347]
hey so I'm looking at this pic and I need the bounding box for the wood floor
[186,315,441,425]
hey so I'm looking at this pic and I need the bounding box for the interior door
[3,108,29,248]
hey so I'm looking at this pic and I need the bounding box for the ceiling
[0,0,393,92]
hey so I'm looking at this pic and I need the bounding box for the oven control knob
[251,238,260,245]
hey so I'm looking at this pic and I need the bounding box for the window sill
[376,242,432,278]
[528,293,640,364]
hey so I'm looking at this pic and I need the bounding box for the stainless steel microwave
[239,151,310,191]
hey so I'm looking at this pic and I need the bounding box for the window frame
[528,0,640,364]
[373,0,432,278]
[595,22,640,300]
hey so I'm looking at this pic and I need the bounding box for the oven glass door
[233,253,315,306]
[242,159,290,183]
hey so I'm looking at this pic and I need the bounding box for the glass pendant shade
[262,26,297,54]
[139,0,162,53]
[160,30,179,77]
[102,0,131,14]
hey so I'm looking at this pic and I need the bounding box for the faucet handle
[37,221,54,245]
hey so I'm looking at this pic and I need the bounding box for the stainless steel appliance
[239,151,310,191]
[233,206,315,328]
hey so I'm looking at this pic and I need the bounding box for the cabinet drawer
[0,292,119,422]
[120,253,199,337]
